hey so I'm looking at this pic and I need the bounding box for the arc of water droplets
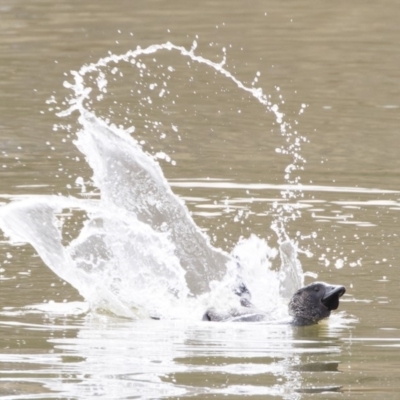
[59,41,283,125]
[58,41,306,241]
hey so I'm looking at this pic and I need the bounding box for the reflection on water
[0,304,396,398]
[0,308,356,399]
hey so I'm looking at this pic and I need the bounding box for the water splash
[74,112,232,296]
[0,41,306,319]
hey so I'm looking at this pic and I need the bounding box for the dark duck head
[289,282,346,326]
[202,281,346,325]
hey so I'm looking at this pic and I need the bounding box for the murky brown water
[1,1,400,398]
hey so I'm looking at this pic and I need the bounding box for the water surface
[1,1,400,398]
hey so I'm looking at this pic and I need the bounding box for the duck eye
[314,286,319,292]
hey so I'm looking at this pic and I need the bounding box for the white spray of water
[0,42,305,319]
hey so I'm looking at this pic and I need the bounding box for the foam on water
[0,42,306,320]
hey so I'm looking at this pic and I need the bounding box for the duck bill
[322,285,346,311]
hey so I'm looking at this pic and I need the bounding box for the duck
[202,282,346,326]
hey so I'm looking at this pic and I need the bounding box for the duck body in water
[203,282,346,326]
